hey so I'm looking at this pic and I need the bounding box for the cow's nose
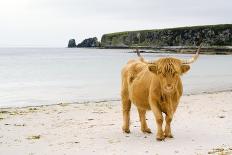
[166,84,173,90]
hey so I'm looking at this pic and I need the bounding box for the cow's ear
[181,65,190,74]
[148,64,158,74]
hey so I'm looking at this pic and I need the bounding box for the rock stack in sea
[77,37,100,47]
[68,39,77,48]
[67,37,100,48]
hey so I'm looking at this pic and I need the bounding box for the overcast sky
[0,0,231,47]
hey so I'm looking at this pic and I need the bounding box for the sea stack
[77,37,100,47]
[68,39,77,48]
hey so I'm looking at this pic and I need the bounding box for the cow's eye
[173,72,178,77]
[157,71,162,75]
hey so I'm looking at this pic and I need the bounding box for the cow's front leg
[150,103,165,141]
[164,114,173,138]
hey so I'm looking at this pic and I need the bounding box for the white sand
[0,91,232,155]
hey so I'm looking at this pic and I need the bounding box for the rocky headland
[68,24,232,54]
[101,24,232,47]
[101,24,232,54]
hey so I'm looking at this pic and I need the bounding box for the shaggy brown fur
[121,56,191,140]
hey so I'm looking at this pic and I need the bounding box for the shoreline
[0,91,232,154]
[104,46,232,55]
[71,46,232,55]
[1,89,232,109]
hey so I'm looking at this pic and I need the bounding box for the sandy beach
[0,91,232,155]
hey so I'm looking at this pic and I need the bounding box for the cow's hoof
[122,127,130,133]
[164,132,174,138]
[165,134,174,138]
[142,128,152,134]
[156,135,165,141]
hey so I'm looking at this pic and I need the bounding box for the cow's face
[148,58,190,94]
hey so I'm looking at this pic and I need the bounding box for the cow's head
[137,45,201,94]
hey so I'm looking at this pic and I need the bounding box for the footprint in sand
[108,139,121,144]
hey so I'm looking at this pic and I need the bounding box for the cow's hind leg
[137,108,151,133]
[122,96,131,133]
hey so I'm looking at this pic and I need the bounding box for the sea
[0,48,232,108]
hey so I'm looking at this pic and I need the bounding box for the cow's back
[121,59,153,110]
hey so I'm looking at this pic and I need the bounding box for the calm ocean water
[0,48,232,107]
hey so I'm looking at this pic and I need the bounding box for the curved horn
[136,48,154,64]
[181,44,202,64]
[136,48,145,62]
[136,48,141,57]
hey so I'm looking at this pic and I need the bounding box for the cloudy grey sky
[0,0,231,47]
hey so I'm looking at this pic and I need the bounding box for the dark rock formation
[77,37,100,47]
[101,24,232,48]
[68,39,77,48]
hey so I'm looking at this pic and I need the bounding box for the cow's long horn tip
[136,49,141,57]
[199,43,203,49]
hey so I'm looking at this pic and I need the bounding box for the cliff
[101,24,232,48]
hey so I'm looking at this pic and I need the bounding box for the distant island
[68,24,232,54]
